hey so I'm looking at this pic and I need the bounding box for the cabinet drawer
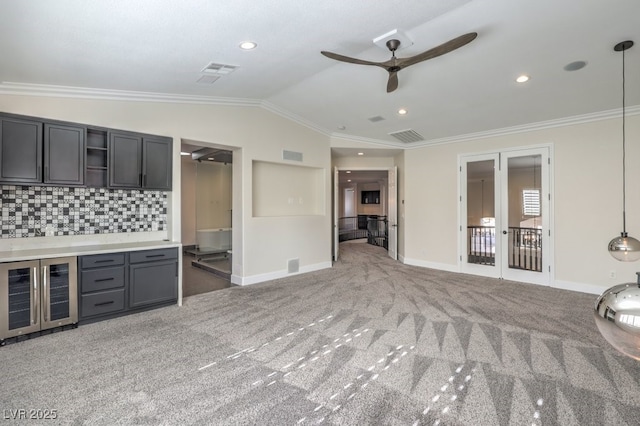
[80,253,125,269]
[81,289,125,318]
[81,266,125,293]
[129,248,177,264]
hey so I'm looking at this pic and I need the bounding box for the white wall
[403,115,640,293]
[0,94,332,285]
[181,156,197,246]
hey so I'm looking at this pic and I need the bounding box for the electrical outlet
[609,270,617,279]
[151,222,159,231]
[44,225,55,237]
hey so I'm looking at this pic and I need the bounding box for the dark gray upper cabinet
[109,132,172,190]
[44,123,85,186]
[0,112,172,190]
[0,116,85,186]
[109,132,142,188]
[0,116,43,183]
[142,136,172,190]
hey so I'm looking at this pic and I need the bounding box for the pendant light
[608,40,640,261]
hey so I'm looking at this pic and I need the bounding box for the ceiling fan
[321,32,477,93]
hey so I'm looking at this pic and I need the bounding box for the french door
[460,147,551,286]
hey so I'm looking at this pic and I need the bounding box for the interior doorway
[180,140,234,297]
[333,167,398,262]
[459,146,552,286]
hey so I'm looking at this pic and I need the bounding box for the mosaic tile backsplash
[1,186,167,239]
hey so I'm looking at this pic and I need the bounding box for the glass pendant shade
[608,232,640,262]
[594,278,640,360]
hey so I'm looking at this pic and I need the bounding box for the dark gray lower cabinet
[78,248,178,323]
[129,248,178,308]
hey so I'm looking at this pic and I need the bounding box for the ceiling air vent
[368,115,385,123]
[201,62,238,75]
[196,75,220,84]
[389,129,424,143]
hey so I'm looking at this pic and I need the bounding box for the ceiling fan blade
[387,71,399,93]
[321,51,385,67]
[397,32,477,69]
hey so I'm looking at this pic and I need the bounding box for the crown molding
[259,100,331,137]
[404,106,640,149]
[2,82,637,150]
[0,82,262,107]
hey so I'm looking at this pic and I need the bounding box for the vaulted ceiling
[1,0,638,147]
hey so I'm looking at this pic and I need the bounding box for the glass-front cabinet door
[0,260,41,340]
[40,257,78,330]
[1,257,78,342]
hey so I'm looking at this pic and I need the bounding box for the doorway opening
[333,167,398,261]
[460,146,552,286]
[181,140,234,297]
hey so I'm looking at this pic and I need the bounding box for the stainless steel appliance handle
[32,267,38,325]
[42,265,48,322]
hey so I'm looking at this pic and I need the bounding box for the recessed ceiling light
[516,75,530,83]
[398,108,408,115]
[180,151,190,156]
[346,171,351,174]
[357,152,364,156]
[239,41,257,50]
[208,157,215,161]
[347,179,352,182]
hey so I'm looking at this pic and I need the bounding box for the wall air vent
[368,115,385,123]
[201,62,238,75]
[288,258,300,274]
[389,129,425,143]
[283,150,303,162]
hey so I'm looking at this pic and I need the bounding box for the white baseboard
[402,258,606,296]
[552,279,607,295]
[402,257,460,273]
[232,261,332,286]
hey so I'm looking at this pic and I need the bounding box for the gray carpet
[2,243,640,425]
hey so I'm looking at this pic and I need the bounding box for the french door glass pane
[467,160,495,266]
[507,155,542,272]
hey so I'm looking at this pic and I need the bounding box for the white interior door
[333,167,339,262]
[460,153,501,278]
[460,147,551,286]
[500,148,550,285]
[387,166,398,260]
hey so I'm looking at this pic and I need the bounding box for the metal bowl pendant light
[608,40,640,261]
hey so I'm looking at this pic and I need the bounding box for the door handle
[32,267,38,325]
[502,230,507,235]
[42,265,48,322]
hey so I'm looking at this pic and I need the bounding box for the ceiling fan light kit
[321,32,477,93]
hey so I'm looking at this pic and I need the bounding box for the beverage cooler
[0,257,78,345]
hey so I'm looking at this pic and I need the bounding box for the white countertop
[0,240,182,262]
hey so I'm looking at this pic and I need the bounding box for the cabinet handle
[94,301,114,307]
[32,267,38,325]
[143,174,146,187]
[44,165,49,181]
[145,254,165,258]
[42,265,49,322]
[94,277,114,282]
[94,259,114,264]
